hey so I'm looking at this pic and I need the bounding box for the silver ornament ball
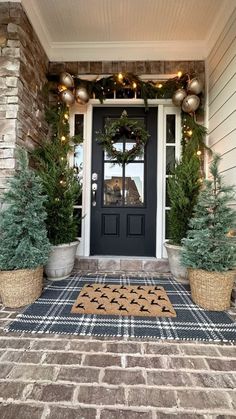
[60,89,75,106]
[75,87,90,104]
[182,95,200,113]
[172,88,187,106]
[187,77,203,95]
[59,72,74,89]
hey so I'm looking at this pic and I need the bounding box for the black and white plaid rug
[5,274,236,342]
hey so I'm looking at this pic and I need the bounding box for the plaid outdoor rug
[71,284,176,317]
[5,274,236,342]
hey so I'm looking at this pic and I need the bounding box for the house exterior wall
[0,2,48,197]
[207,8,236,208]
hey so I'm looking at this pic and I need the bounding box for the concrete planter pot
[164,241,188,283]
[44,241,79,281]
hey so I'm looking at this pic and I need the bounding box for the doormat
[5,274,236,342]
[71,284,176,317]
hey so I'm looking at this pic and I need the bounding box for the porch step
[74,256,170,273]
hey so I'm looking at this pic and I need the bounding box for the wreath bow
[96,110,150,164]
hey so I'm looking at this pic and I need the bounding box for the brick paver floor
[0,276,236,419]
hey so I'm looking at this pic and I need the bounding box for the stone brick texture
[49,60,205,78]
[0,301,236,418]
[0,2,49,197]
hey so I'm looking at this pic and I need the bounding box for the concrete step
[75,256,170,273]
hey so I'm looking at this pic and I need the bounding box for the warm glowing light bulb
[196,150,202,156]
[118,73,123,81]
[58,84,67,92]
[64,113,69,120]
[61,157,64,161]
[177,71,182,78]
[61,136,66,142]
[157,83,163,88]
[187,130,193,136]
[59,180,64,184]
[132,82,137,89]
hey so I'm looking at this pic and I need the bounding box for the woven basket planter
[188,268,235,311]
[0,266,43,308]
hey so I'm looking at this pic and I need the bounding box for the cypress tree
[33,104,82,246]
[167,154,201,245]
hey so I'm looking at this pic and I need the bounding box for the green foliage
[182,155,236,271]
[96,111,149,164]
[0,149,51,271]
[167,154,201,245]
[182,113,210,156]
[33,104,82,246]
[50,72,201,112]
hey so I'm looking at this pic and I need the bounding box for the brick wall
[0,2,49,197]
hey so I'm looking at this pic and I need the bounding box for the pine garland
[182,113,210,157]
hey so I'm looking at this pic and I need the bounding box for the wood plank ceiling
[30,0,224,42]
[21,0,236,60]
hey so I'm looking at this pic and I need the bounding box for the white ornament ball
[60,89,75,106]
[59,72,74,89]
[75,87,89,104]
[182,95,200,113]
[172,89,187,106]
[187,77,203,95]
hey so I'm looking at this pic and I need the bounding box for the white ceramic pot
[44,241,79,281]
[164,241,188,283]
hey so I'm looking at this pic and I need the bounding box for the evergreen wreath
[96,110,150,164]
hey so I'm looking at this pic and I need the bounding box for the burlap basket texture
[188,268,235,311]
[0,266,43,308]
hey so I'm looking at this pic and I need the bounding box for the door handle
[92,183,97,206]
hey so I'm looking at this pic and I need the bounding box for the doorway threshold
[75,256,169,273]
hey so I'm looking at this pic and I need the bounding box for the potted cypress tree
[182,155,236,310]
[0,149,51,308]
[33,104,82,281]
[165,153,201,282]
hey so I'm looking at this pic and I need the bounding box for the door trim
[69,99,181,258]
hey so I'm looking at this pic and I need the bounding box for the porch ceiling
[20,0,236,61]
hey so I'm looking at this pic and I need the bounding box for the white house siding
[207,8,236,208]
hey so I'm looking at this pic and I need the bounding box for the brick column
[0,3,19,195]
[0,2,48,199]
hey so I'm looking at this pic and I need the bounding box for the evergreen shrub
[167,154,201,245]
[0,149,51,271]
[33,105,82,246]
[182,155,236,271]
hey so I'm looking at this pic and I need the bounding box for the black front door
[90,107,157,256]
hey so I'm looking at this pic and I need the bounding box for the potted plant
[165,153,201,282]
[33,105,82,281]
[181,154,236,310]
[0,149,51,308]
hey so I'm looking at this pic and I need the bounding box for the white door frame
[69,99,181,258]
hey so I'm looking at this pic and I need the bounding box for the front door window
[103,120,145,208]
